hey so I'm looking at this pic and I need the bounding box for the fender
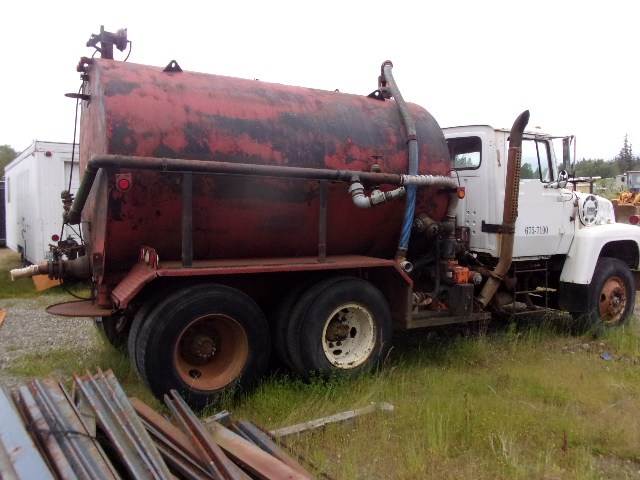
[560,223,640,284]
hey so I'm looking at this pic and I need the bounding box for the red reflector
[51,234,60,242]
[629,215,639,225]
[457,187,466,199]
[117,177,131,191]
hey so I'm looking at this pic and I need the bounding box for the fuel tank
[79,59,451,278]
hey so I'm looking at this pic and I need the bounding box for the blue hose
[399,184,417,250]
[381,61,419,257]
[398,139,419,252]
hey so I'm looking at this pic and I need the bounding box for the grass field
[0,248,88,299]
[0,248,44,298]
[8,317,640,478]
[2,248,640,478]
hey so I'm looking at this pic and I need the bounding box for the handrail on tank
[64,154,457,225]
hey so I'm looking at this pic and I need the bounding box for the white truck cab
[444,125,640,328]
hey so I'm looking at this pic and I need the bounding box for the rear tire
[127,286,174,380]
[288,277,392,378]
[272,283,308,370]
[95,315,130,351]
[285,277,353,374]
[571,257,635,334]
[134,284,270,409]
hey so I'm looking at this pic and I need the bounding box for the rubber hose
[381,61,418,257]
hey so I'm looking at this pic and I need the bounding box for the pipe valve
[348,180,405,209]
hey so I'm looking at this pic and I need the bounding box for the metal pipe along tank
[71,58,452,278]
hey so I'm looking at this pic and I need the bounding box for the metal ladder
[511,260,551,314]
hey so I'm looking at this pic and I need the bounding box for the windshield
[521,139,553,182]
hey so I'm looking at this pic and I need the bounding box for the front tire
[135,284,270,409]
[573,257,635,333]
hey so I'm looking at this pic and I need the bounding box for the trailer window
[521,139,552,182]
[448,136,481,170]
[628,172,640,190]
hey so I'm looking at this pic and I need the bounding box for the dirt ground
[2,247,640,478]
[1,257,640,389]
[0,294,99,387]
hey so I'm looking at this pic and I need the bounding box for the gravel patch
[0,294,99,387]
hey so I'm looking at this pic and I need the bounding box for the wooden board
[32,274,61,292]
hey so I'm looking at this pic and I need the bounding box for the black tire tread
[127,286,173,383]
[135,283,270,409]
[96,315,130,351]
[572,257,635,334]
[285,276,356,375]
[298,278,392,377]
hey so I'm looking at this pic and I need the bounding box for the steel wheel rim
[599,276,627,325]
[173,314,248,391]
[321,303,376,369]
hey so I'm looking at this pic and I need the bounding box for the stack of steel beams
[0,370,315,480]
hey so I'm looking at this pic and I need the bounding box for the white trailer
[3,141,79,264]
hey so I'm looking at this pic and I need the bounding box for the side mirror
[558,169,569,188]
[562,137,571,170]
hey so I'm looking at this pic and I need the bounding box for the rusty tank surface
[79,58,451,281]
[15,27,530,409]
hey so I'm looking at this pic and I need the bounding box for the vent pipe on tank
[379,61,418,260]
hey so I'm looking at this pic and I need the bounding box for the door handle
[556,192,575,202]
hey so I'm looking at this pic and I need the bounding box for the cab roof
[442,124,563,138]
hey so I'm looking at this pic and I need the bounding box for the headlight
[577,194,615,226]
[579,195,598,225]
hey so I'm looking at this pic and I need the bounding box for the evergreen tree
[574,158,619,178]
[615,134,636,173]
[0,145,17,176]
[520,162,536,179]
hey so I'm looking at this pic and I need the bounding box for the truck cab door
[447,130,575,259]
[446,129,498,255]
[513,138,574,257]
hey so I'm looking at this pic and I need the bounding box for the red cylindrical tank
[79,59,451,278]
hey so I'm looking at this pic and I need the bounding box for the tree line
[0,145,17,174]
[574,134,638,178]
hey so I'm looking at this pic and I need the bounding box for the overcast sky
[1,0,638,160]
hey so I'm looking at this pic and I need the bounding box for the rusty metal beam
[15,379,119,480]
[233,421,313,478]
[182,172,194,267]
[270,402,395,439]
[318,181,328,262]
[73,370,171,479]
[65,153,417,225]
[164,390,248,480]
[0,388,53,480]
[206,420,311,480]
